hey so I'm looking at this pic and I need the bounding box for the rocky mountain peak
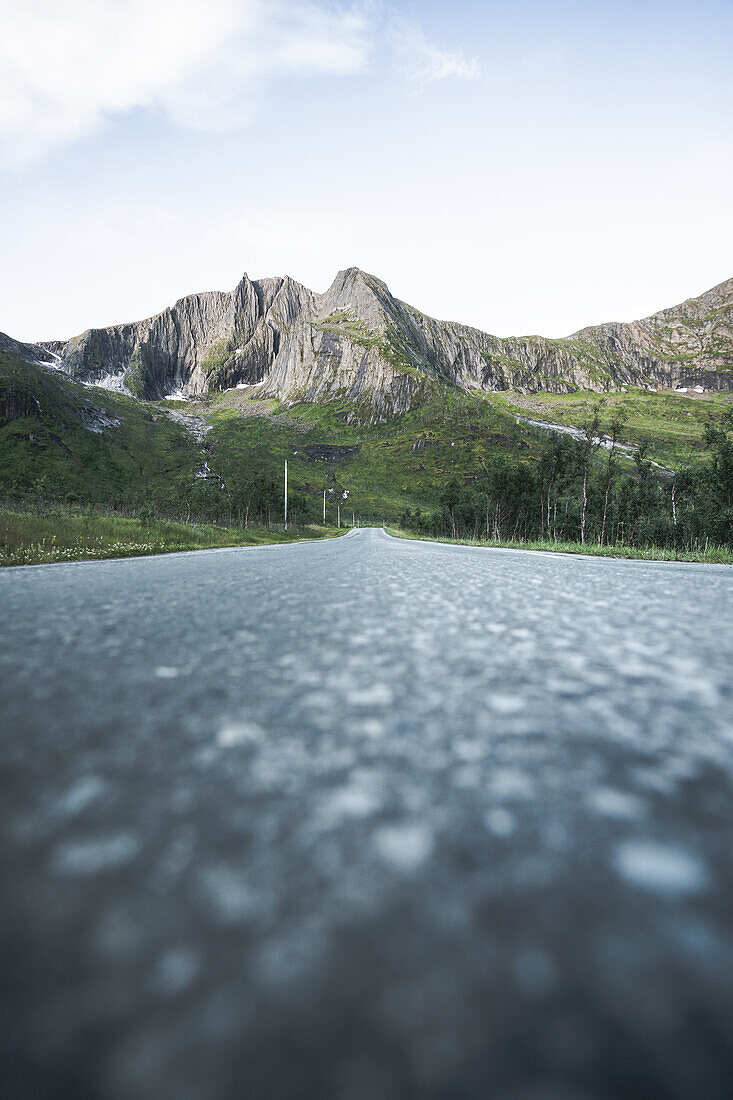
[4,269,732,423]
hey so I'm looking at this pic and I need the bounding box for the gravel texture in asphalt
[1,528,732,1098]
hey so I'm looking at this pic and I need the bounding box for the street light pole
[284,459,288,530]
[337,505,341,528]
[323,489,326,524]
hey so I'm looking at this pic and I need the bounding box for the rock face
[6,268,733,421]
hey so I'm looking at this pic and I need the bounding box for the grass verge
[385,527,733,564]
[0,507,343,567]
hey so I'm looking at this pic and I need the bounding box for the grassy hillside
[2,350,730,540]
[495,387,733,468]
[170,381,730,524]
[177,385,547,524]
[0,349,202,507]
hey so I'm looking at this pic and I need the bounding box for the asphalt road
[2,528,733,1099]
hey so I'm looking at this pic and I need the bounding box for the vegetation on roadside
[396,403,733,556]
[386,528,733,565]
[0,507,342,567]
[3,348,732,566]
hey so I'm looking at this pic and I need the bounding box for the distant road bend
[1,528,732,1099]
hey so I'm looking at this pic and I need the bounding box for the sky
[1,0,732,342]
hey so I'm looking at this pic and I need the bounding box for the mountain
[5,268,733,423]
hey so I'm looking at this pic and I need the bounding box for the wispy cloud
[160,2,372,132]
[0,0,242,166]
[388,18,480,85]
[0,1,478,168]
[0,0,373,166]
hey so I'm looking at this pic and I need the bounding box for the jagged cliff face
[9,269,733,422]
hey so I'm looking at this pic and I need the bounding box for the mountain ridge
[5,268,733,423]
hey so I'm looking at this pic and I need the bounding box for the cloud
[388,17,480,84]
[0,1,477,168]
[0,0,372,166]
[0,0,241,166]
[159,2,372,132]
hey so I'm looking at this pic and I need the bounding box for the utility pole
[284,459,288,530]
[352,511,355,527]
[337,505,341,528]
[323,489,326,524]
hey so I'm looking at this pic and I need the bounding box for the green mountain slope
[0,348,202,508]
[2,327,731,531]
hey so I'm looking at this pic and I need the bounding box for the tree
[537,436,575,540]
[600,409,626,545]
[579,402,604,544]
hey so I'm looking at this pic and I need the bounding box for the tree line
[4,464,342,530]
[5,404,732,548]
[400,406,733,550]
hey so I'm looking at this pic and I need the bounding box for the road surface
[1,528,732,1099]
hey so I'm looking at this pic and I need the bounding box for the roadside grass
[0,507,342,567]
[385,527,733,565]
